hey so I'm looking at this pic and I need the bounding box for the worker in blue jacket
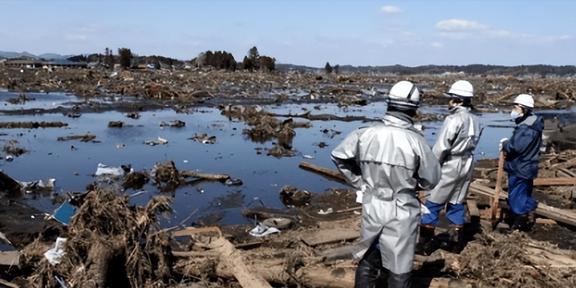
[500,94,543,231]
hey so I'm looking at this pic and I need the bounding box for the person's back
[351,116,438,201]
[331,80,440,287]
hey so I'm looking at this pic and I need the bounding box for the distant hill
[0,51,73,60]
[0,51,37,59]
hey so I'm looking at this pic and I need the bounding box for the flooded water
[0,91,566,227]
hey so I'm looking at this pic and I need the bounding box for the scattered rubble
[189,133,216,144]
[57,134,97,142]
[3,139,27,156]
[0,122,68,129]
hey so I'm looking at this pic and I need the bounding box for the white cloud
[380,5,402,14]
[435,19,572,44]
[431,42,444,48]
[436,19,487,32]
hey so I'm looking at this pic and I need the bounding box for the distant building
[3,59,87,69]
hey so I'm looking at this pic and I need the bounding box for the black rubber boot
[511,214,534,232]
[447,226,465,253]
[388,271,412,288]
[415,226,439,256]
[354,244,388,288]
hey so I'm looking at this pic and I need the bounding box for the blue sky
[1,0,574,67]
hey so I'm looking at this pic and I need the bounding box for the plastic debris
[51,201,77,225]
[224,178,243,186]
[318,208,334,215]
[144,137,168,146]
[95,163,125,176]
[44,237,67,265]
[249,223,280,237]
[302,154,314,159]
[20,178,56,193]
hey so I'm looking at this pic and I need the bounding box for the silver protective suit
[331,114,441,274]
[427,106,481,205]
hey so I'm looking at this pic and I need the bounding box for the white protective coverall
[427,106,481,205]
[331,114,441,274]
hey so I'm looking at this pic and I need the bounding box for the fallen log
[470,182,576,227]
[180,170,230,181]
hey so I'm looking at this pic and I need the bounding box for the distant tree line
[192,46,276,72]
[67,48,183,70]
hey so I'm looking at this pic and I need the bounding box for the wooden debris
[316,245,356,262]
[533,177,576,186]
[301,228,359,247]
[0,250,20,266]
[466,199,480,218]
[299,161,347,184]
[180,170,231,182]
[0,278,19,288]
[470,182,576,227]
[172,227,271,288]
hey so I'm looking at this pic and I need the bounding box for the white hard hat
[514,94,534,108]
[446,80,473,98]
[387,80,420,108]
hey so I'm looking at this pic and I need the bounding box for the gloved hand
[499,138,509,151]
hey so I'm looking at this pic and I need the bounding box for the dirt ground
[2,67,576,287]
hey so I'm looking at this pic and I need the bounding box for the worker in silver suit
[418,80,482,255]
[331,80,441,288]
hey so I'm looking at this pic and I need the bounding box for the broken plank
[466,199,480,218]
[316,244,356,262]
[470,182,576,227]
[0,251,20,266]
[534,177,576,186]
[301,228,359,247]
[0,279,19,288]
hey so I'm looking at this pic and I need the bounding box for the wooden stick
[298,161,348,184]
[491,151,506,223]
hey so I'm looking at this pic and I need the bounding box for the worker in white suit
[418,80,482,255]
[332,80,441,287]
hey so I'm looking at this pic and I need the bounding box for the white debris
[249,223,280,237]
[318,208,334,215]
[44,237,67,265]
[95,163,125,176]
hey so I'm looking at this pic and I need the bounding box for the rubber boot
[511,214,534,232]
[415,225,439,256]
[388,271,412,288]
[354,244,387,288]
[447,226,465,253]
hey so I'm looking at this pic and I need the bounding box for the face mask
[510,110,523,120]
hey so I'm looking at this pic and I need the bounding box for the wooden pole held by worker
[491,151,506,225]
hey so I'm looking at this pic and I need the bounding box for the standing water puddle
[0,91,563,227]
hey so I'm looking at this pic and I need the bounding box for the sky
[0,0,575,67]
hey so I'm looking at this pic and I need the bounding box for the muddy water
[0,91,548,227]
